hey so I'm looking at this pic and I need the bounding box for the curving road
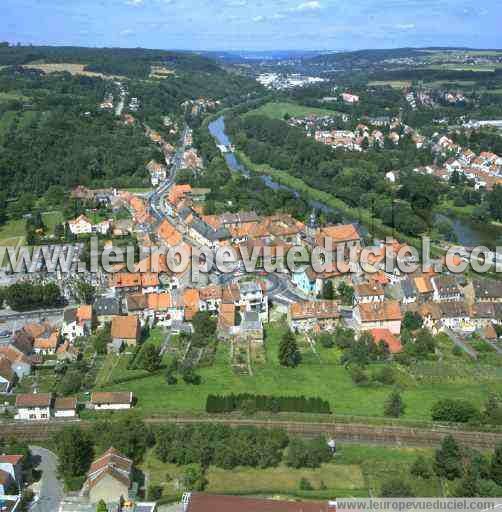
[29,446,64,512]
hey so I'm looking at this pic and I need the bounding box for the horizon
[3,0,500,52]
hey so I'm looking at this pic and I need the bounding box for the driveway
[29,446,64,512]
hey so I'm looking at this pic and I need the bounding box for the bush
[148,484,163,500]
[299,477,313,491]
[410,455,432,479]
[350,366,369,386]
[431,399,480,423]
[318,333,334,348]
[374,366,395,385]
[381,479,415,497]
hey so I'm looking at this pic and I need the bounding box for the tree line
[206,393,331,414]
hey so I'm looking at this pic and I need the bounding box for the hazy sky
[2,0,501,51]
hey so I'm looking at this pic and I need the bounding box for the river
[208,116,337,216]
[209,115,499,247]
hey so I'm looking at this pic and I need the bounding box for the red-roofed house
[370,329,402,354]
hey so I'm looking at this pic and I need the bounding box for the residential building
[431,276,463,302]
[182,493,336,512]
[82,448,133,505]
[94,296,122,325]
[354,282,385,305]
[354,301,402,334]
[288,300,340,333]
[0,346,31,379]
[54,397,78,418]
[90,392,134,411]
[15,393,52,421]
[0,455,23,491]
[439,302,472,331]
[473,279,502,303]
[370,329,402,354]
[110,316,140,347]
[0,357,15,392]
[61,305,93,342]
[32,325,60,356]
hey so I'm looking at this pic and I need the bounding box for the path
[29,446,64,512]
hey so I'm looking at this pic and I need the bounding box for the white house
[54,397,78,418]
[68,215,93,235]
[15,393,52,421]
[90,391,133,411]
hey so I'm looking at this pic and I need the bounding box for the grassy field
[96,321,502,421]
[22,62,125,80]
[140,443,441,500]
[368,80,411,89]
[0,219,25,247]
[0,92,29,102]
[246,102,343,120]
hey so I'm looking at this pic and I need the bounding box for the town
[2,32,502,512]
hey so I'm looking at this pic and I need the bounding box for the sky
[2,0,501,52]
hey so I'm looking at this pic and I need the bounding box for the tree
[322,280,334,300]
[75,280,95,305]
[456,463,480,497]
[402,311,423,331]
[410,455,432,479]
[317,332,334,348]
[380,479,414,497]
[490,444,502,486]
[182,464,207,491]
[337,282,354,305]
[96,500,108,512]
[434,435,462,480]
[148,484,163,500]
[299,477,313,490]
[140,344,162,373]
[53,426,93,482]
[384,390,405,417]
[278,329,301,368]
[182,367,201,385]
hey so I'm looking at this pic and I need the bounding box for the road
[443,328,478,359]
[29,446,64,512]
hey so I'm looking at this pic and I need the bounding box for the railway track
[3,416,502,449]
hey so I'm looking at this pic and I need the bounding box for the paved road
[29,446,64,512]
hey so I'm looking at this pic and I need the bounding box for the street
[29,446,64,512]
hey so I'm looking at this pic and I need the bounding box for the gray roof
[241,310,262,331]
[239,281,261,295]
[63,308,77,323]
[401,277,417,298]
[94,296,121,316]
[191,218,230,242]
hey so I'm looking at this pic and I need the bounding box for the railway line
[3,416,502,449]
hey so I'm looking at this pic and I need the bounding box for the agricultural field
[94,321,502,422]
[368,80,411,89]
[21,62,125,80]
[247,102,342,120]
[0,91,29,102]
[140,443,440,500]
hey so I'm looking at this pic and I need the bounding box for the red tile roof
[15,393,52,408]
[370,329,402,354]
[186,493,335,512]
[111,316,140,340]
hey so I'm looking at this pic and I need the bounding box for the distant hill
[0,44,222,78]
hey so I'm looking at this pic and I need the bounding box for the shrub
[299,477,313,491]
[431,399,480,423]
[350,366,369,386]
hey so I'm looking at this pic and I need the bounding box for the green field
[0,92,29,102]
[247,101,343,120]
[0,218,25,247]
[94,321,502,422]
[368,80,411,89]
[140,443,440,500]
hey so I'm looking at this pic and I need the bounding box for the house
[0,356,15,392]
[288,300,340,333]
[354,282,385,305]
[342,92,360,104]
[188,218,230,248]
[370,329,402,354]
[439,302,472,331]
[316,224,361,252]
[32,326,60,356]
[94,296,122,324]
[238,281,269,322]
[146,159,167,186]
[431,275,463,302]
[68,215,93,235]
[15,393,52,421]
[61,305,93,342]
[0,455,23,491]
[354,300,402,335]
[473,279,502,303]
[110,316,140,347]
[54,397,78,418]
[56,341,80,362]
[90,392,133,411]
[0,346,31,379]
[414,275,434,302]
[0,469,16,496]
[217,303,237,338]
[182,493,336,512]
[82,447,133,504]
[471,303,502,327]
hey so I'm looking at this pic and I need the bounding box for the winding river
[209,115,501,247]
